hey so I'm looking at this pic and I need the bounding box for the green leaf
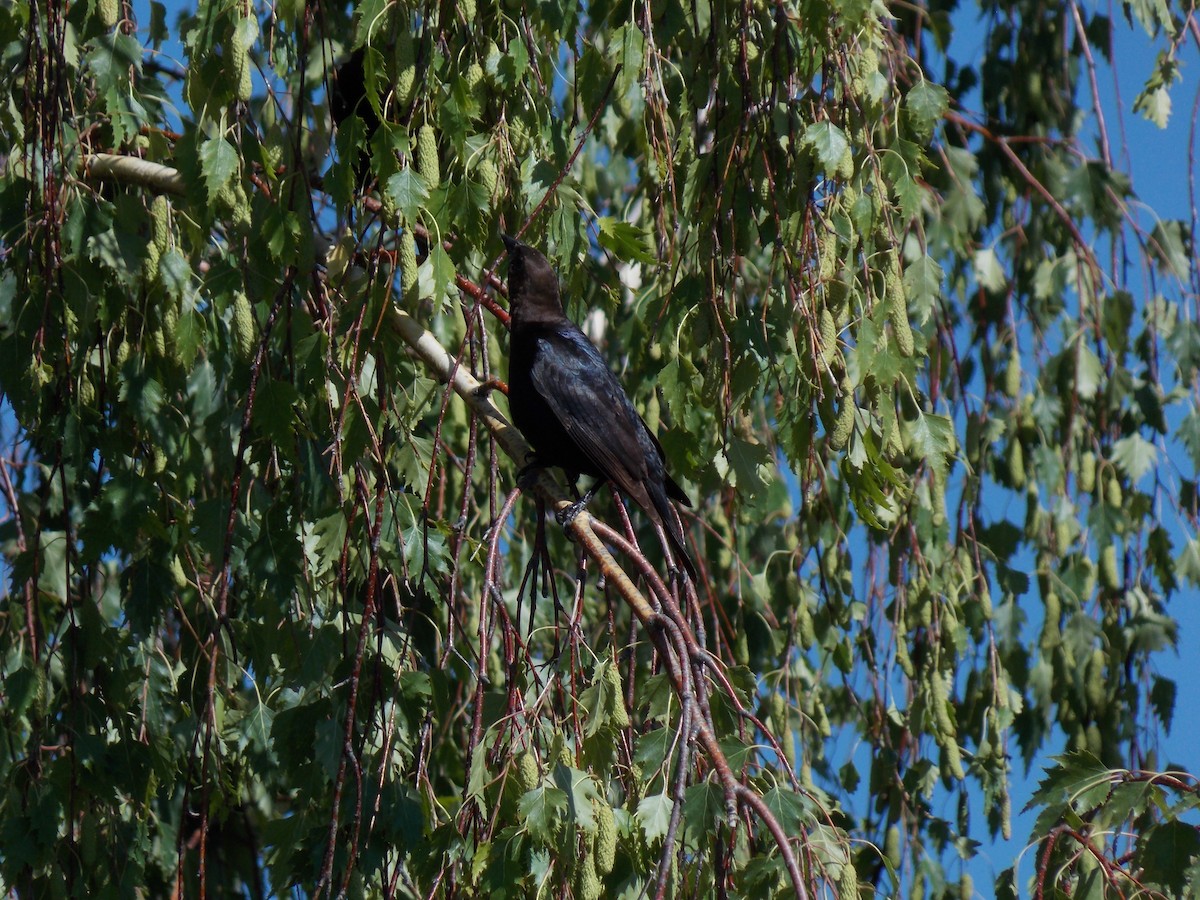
[518,785,567,841]
[385,168,430,222]
[1136,821,1200,894]
[909,411,957,474]
[636,793,673,842]
[1177,538,1200,586]
[198,137,240,202]
[1149,676,1175,731]
[85,32,142,94]
[973,248,1007,293]
[597,217,656,265]
[1074,343,1103,400]
[905,81,949,140]
[1111,433,1157,482]
[1148,220,1190,279]
[903,255,943,324]
[803,122,850,173]
[159,248,192,300]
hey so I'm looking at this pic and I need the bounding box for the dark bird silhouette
[502,234,696,580]
[329,49,380,188]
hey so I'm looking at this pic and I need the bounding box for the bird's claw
[556,496,590,528]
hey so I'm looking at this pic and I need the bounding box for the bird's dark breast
[508,331,602,480]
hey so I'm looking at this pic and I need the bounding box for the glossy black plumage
[502,234,696,579]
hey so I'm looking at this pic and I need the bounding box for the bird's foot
[555,481,603,528]
[555,495,590,528]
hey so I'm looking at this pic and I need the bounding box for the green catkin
[768,692,787,730]
[151,195,170,251]
[478,158,498,199]
[819,306,837,365]
[1080,450,1097,493]
[818,235,837,281]
[886,265,915,357]
[836,146,855,180]
[399,229,418,296]
[515,750,539,792]
[144,242,160,282]
[1001,786,1012,840]
[1085,647,1107,711]
[1004,345,1021,398]
[1055,517,1071,551]
[837,861,859,900]
[230,15,256,103]
[232,292,255,360]
[96,0,119,28]
[466,61,484,90]
[575,848,601,900]
[1105,472,1123,508]
[932,670,954,738]
[830,397,855,450]
[1040,591,1061,651]
[162,301,178,338]
[395,30,416,105]
[895,635,914,677]
[604,665,629,728]
[1008,440,1026,488]
[945,739,966,780]
[416,124,439,186]
[1100,544,1120,591]
[594,802,616,874]
[797,599,815,649]
[230,182,252,228]
[884,825,901,870]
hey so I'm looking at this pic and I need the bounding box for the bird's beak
[501,233,520,255]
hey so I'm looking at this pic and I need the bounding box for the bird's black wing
[528,326,651,493]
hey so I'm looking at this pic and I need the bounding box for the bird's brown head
[502,234,563,321]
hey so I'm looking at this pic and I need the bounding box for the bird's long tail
[650,484,697,581]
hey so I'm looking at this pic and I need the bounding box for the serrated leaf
[636,793,673,842]
[909,411,956,474]
[597,217,656,265]
[803,122,849,172]
[905,81,949,140]
[159,248,191,300]
[903,255,943,324]
[1148,220,1190,280]
[518,785,567,841]
[1111,433,1157,482]
[1177,538,1200,586]
[724,436,771,497]
[1149,676,1175,731]
[385,168,430,222]
[198,137,240,202]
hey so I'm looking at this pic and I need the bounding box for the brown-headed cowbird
[502,234,696,580]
